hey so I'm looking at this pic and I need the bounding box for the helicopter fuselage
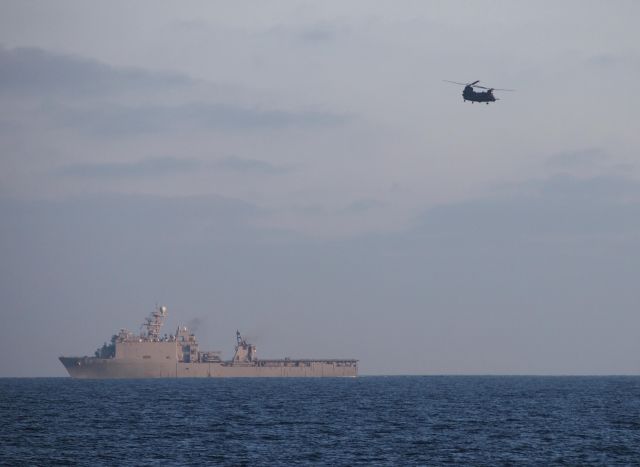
[463,86,496,103]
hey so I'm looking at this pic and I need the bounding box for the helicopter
[444,80,514,104]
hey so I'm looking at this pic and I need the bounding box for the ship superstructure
[60,306,358,378]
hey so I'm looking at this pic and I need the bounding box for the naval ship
[59,306,358,378]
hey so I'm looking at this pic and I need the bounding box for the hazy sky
[1,1,639,376]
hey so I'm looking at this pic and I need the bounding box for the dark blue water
[1,377,639,465]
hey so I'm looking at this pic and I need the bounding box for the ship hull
[59,357,357,378]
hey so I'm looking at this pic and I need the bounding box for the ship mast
[236,330,246,347]
[143,305,167,340]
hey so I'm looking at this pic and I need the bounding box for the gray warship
[59,306,358,378]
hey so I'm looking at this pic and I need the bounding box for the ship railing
[256,359,358,367]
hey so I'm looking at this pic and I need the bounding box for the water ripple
[1,376,639,465]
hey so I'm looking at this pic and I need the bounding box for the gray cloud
[215,156,288,175]
[546,148,607,169]
[58,156,201,178]
[56,155,289,179]
[532,174,640,203]
[292,22,350,44]
[586,53,640,71]
[417,174,640,240]
[0,193,259,256]
[58,102,348,136]
[234,20,352,45]
[0,45,350,137]
[3,174,640,375]
[341,199,383,214]
[0,46,191,97]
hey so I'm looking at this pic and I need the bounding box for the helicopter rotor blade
[443,80,515,91]
[475,85,516,92]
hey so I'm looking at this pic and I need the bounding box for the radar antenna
[143,305,168,340]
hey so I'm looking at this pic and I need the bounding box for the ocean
[1,376,639,465]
